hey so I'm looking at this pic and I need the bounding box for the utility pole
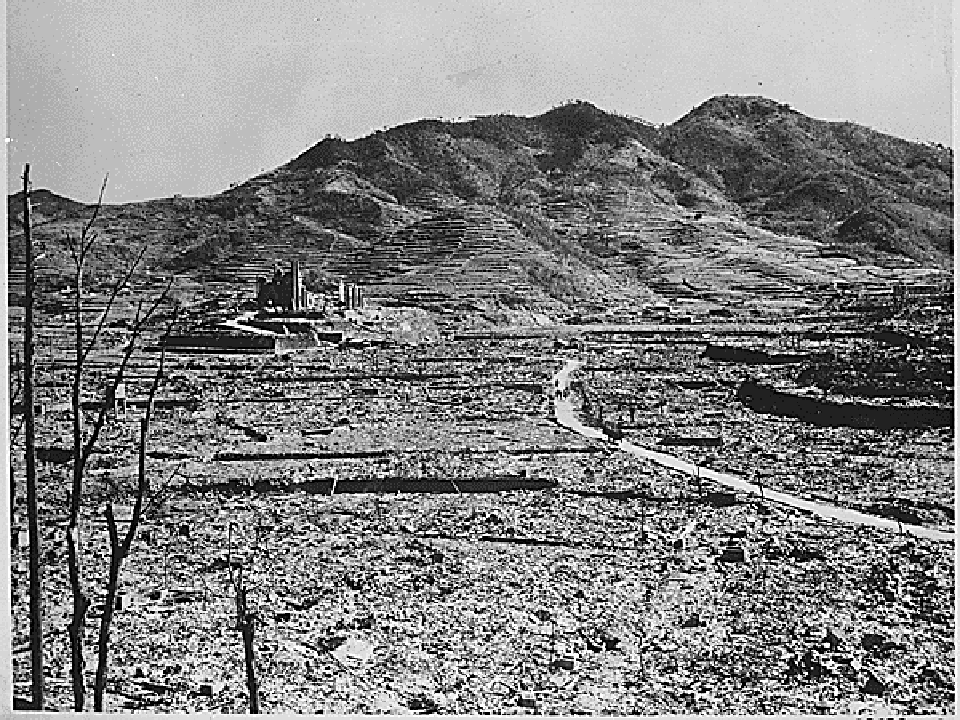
[23,164,45,709]
[229,525,260,713]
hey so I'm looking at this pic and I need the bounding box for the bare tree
[21,163,44,709]
[93,312,177,711]
[63,177,172,710]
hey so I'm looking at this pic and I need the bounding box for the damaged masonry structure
[256,259,364,314]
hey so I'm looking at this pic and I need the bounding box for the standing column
[291,259,301,312]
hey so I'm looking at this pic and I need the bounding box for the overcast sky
[7,0,953,204]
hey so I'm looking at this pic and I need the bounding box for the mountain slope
[8,97,953,318]
[659,95,953,263]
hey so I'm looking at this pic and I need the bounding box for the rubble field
[9,291,955,714]
[574,339,954,531]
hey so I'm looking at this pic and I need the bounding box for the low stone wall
[179,473,557,496]
[160,334,276,352]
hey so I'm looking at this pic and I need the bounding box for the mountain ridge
[8,95,953,317]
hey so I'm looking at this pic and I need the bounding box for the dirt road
[553,358,953,543]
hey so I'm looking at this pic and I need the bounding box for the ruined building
[256,260,364,313]
[256,260,322,312]
[338,278,365,310]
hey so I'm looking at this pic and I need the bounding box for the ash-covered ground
[9,286,954,715]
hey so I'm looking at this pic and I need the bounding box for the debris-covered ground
[575,340,954,532]
[9,287,954,714]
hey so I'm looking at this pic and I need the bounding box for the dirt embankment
[736,381,953,430]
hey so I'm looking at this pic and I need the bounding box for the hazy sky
[7,0,953,204]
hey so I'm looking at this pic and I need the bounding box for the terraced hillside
[8,97,953,316]
[660,96,953,264]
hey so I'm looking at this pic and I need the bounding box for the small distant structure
[672,520,697,551]
[718,544,748,563]
[114,382,127,417]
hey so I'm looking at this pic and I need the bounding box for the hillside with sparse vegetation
[8,97,953,316]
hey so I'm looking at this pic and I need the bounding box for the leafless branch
[139,461,187,520]
[133,276,175,334]
[80,232,101,266]
[120,317,174,551]
[78,175,109,265]
[65,231,80,269]
[80,283,174,469]
[79,245,149,366]
[93,304,177,711]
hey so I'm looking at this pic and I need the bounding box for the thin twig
[78,175,109,265]
[80,283,173,469]
[79,245,148,366]
[139,462,186,520]
[120,318,173,551]
[65,231,80,269]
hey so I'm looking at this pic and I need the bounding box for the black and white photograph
[4,0,954,714]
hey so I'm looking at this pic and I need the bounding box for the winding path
[553,359,953,543]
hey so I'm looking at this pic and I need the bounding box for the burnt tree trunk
[66,528,88,711]
[23,163,45,709]
[235,567,260,714]
[67,213,88,711]
[92,504,124,711]
[241,615,260,714]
